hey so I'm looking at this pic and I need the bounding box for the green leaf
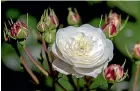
[79,77,86,87]
[1,43,22,71]
[90,73,108,90]
[55,83,64,91]
[58,74,74,91]
[45,76,53,87]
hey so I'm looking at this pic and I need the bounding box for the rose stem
[41,38,53,74]
[42,38,62,89]
[13,45,39,84]
[132,63,140,91]
[23,46,49,77]
[20,56,39,84]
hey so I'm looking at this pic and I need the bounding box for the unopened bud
[104,62,128,83]
[37,8,59,33]
[133,42,140,59]
[102,22,117,38]
[102,11,128,38]
[10,21,28,40]
[43,29,56,46]
[37,21,48,33]
[67,8,81,27]
[107,13,121,29]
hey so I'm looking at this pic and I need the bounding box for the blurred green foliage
[6,8,20,19]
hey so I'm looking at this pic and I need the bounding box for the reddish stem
[24,47,49,77]
[42,39,53,74]
[20,56,39,84]
[132,64,140,91]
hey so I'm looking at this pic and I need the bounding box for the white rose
[52,24,114,78]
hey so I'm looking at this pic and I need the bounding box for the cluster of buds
[4,19,28,44]
[104,61,128,83]
[67,8,81,27]
[37,8,59,46]
[102,11,129,38]
[37,8,59,33]
[132,42,140,59]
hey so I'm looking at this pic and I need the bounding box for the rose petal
[81,24,106,39]
[73,64,104,78]
[52,58,83,78]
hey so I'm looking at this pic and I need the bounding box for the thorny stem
[132,63,140,91]
[23,46,49,77]
[20,56,39,84]
[13,44,39,84]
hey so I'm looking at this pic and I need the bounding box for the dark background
[1,1,132,91]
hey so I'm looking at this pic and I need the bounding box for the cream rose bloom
[52,24,113,78]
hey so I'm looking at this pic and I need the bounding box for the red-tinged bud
[67,8,81,27]
[102,22,117,38]
[102,11,125,38]
[49,8,59,29]
[104,62,128,83]
[105,64,123,82]
[107,13,121,28]
[37,8,59,33]
[10,21,28,40]
[133,42,140,59]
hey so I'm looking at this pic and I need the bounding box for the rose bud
[48,8,59,30]
[67,8,81,27]
[102,22,117,38]
[107,13,121,29]
[102,11,129,38]
[37,20,48,33]
[37,8,59,33]
[104,62,128,83]
[43,29,56,46]
[133,42,140,59]
[10,21,28,40]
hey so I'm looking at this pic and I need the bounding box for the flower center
[71,33,91,56]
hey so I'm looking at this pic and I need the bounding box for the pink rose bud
[49,8,59,29]
[133,42,140,59]
[105,64,124,82]
[67,8,81,26]
[102,11,122,38]
[107,13,121,29]
[102,22,117,38]
[10,21,28,40]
